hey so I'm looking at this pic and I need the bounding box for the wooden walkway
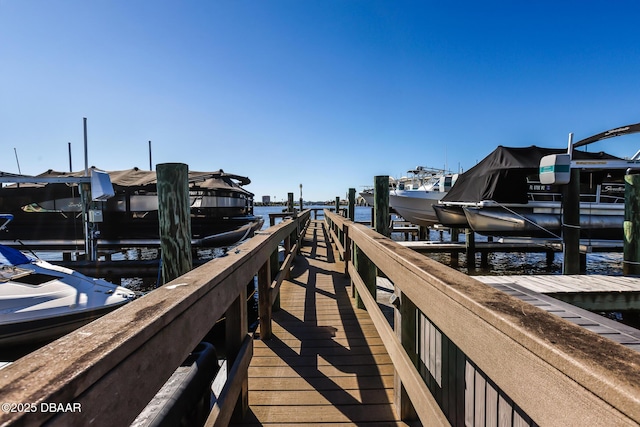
[230,220,412,426]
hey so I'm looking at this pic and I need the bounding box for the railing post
[258,260,272,340]
[284,234,292,279]
[353,244,376,310]
[395,291,419,421]
[300,213,307,251]
[270,247,281,311]
[226,284,248,421]
[343,224,350,277]
[296,217,302,254]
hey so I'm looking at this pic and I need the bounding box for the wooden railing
[0,210,310,427]
[324,209,640,426]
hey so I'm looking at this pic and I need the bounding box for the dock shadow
[254,220,401,424]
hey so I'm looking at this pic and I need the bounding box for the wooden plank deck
[474,275,640,352]
[230,220,413,426]
[475,274,640,293]
[474,273,640,312]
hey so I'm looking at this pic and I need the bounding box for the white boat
[0,230,136,347]
[389,167,458,227]
[358,167,458,226]
[434,123,640,240]
[359,176,403,206]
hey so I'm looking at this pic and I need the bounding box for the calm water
[265,205,624,276]
[33,205,624,279]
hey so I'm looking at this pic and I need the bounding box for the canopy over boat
[1,167,254,196]
[572,122,640,148]
[440,146,621,204]
[0,168,260,249]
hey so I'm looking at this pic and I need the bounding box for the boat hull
[0,255,136,348]
[463,203,624,239]
[433,204,470,228]
[0,302,130,347]
[388,190,447,227]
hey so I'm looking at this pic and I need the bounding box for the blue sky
[1,1,639,202]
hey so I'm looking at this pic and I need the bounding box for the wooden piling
[348,188,356,221]
[624,173,640,275]
[287,193,294,213]
[466,228,476,271]
[374,176,390,237]
[299,183,303,212]
[419,225,427,241]
[562,168,581,274]
[480,251,489,268]
[450,228,459,267]
[546,250,555,267]
[156,163,192,285]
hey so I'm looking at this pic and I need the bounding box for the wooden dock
[474,275,640,352]
[230,220,410,426]
[474,274,640,312]
[2,209,640,426]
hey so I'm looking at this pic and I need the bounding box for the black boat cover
[441,146,621,203]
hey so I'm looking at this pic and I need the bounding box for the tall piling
[287,193,294,213]
[348,188,356,221]
[562,168,581,274]
[374,176,390,237]
[157,163,192,285]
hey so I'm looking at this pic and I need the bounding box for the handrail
[324,209,640,426]
[347,259,450,424]
[0,209,311,427]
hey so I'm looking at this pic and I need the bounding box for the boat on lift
[389,167,458,227]
[0,168,264,250]
[433,122,640,239]
[359,167,458,226]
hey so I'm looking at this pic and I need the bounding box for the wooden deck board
[230,220,412,426]
[475,276,640,351]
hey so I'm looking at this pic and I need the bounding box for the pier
[1,209,640,426]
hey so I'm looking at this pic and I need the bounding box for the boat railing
[324,209,640,425]
[528,188,625,204]
[528,191,563,202]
